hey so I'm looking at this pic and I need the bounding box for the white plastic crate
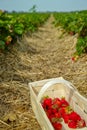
[29,77,87,130]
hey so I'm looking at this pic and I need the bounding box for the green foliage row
[0,10,50,51]
[53,10,87,55]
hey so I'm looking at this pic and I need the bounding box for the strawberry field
[0,10,87,130]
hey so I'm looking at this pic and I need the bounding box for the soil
[0,15,87,130]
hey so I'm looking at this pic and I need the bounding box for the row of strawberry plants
[0,10,50,51]
[53,10,87,55]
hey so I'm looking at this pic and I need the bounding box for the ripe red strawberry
[59,107,66,117]
[59,106,71,117]
[69,111,81,121]
[42,98,52,109]
[63,114,69,123]
[51,107,58,114]
[52,122,62,130]
[68,120,77,128]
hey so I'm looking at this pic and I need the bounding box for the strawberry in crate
[41,96,86,130]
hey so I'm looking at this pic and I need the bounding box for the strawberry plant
[0,10,50,51]
[53,10,87,55]
[76,37,87,55]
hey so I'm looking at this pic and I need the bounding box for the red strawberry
[71,57,75,61]
[52,122,62,130]
[59,106,71,117]
[51,107,58,114]
[68,120,77,128]
[42,98,52,109]
[69,111,81,121]
[63,114,69,123]
[59,107,66,117]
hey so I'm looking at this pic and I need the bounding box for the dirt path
[0,15,87,130]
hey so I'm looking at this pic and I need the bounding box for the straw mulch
[0,16,87,130]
